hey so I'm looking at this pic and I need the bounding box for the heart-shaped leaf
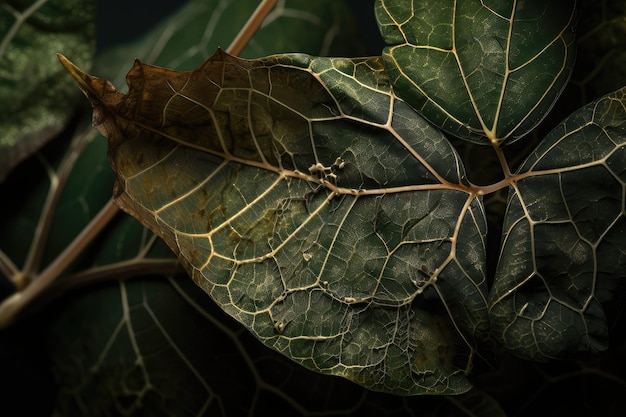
[375,0,577,145]
[489,86,626,361]
[60,50,490,395]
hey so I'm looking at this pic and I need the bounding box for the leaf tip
[57,53,127,145]
[57,53,95,95]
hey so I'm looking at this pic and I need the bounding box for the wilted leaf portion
[60,50,490,395]
[375,0,577,145]
[0,0,95,182]
[489,87,626,361]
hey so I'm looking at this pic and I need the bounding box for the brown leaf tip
[57,53,97,97]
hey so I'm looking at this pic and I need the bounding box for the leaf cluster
[1,0,626,416]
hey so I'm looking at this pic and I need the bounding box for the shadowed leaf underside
[490,87,626,360]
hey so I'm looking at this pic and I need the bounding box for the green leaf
[0,0,95,182]
[47,276,510,417]
[3,0,626,414]
[489,86,626,361]
[375,0,577,145]
[60,50,490,395]
[13,0,373,413]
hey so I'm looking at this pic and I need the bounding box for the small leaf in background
[0,0,95,182]
[375,0,577,145]
[489,87,626,361]
[93,0,364,86]
[60,49,490,395]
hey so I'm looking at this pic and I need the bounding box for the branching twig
[0,0,279,328]
[0,198,120,327]
[53,258,183,296]
[0,250,21,289]
[22,129,95,281]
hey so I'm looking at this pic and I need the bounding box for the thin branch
[0,0,277,327]
[0,0,48,60]
[0,250,22,289]
[226,0,277,56]
[23,127,97,280]
[53,258,183,296]
[0,198,120,328]
[21,153,61,280]
[494,142,512,178]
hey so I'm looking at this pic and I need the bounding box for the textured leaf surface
[489,87,626,361]
[46,277,515,417]
[34,0,370,413]
[375,0,577,145]
[3,0,626,413]
[0,0,95,182]
[0,0,369,413]
[61,50,490,395]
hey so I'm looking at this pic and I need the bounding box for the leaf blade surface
[375,0,577,145]
[62,50,490,395]
[489,86,626,360]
